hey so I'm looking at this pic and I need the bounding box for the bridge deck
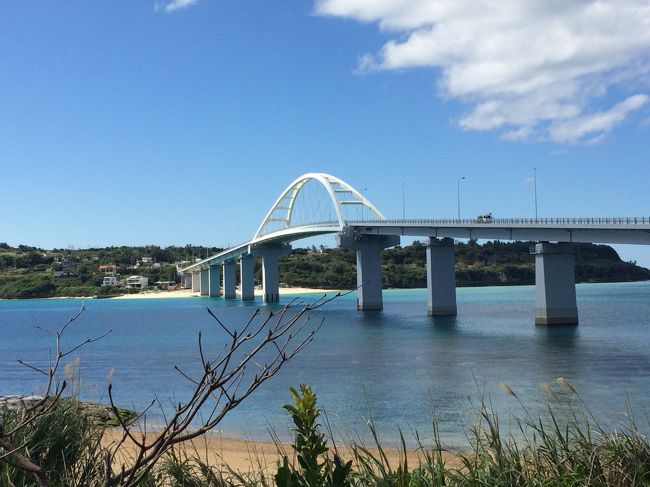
[181,217,650,273]
[349,217,650,245]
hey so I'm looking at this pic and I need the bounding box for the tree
[1,295,339,486]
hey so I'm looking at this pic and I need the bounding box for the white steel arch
[253,173,385,240]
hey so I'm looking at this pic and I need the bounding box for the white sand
[101,428,461,473]
[111,287,342,300]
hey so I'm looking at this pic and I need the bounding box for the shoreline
[1,280,648,301]
[110,287,343,300]
[0,287,343,301]
[101,427,462,473]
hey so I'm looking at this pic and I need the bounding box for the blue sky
[1,1,649,266]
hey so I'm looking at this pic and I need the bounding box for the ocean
[1,282,649,447]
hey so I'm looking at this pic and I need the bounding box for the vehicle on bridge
[477,212,493,223]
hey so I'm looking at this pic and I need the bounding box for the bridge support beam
[200,269,209,297]
[240,254,255,301]
[252,244,291,303]
[337,233,400,310]
[208,265,221,297]
[532,242,578,325]
[426,237,457,316]
[191,271,200,293]
[223,260,236,299]
[183,273,192,289]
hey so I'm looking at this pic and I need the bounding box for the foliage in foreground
[275,385,352,487]
[3,381,650,486]
[0,302,322,486]
[1,400,105,486]
[155,382,650,487]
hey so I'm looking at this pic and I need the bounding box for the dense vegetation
[279,240,650,289]
[0,243,221,299]
[2,383,649,486]
[1,240,648,299]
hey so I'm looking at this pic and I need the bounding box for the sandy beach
[111,287,342,300]
[96,287,455,474]
[101,427,460,473]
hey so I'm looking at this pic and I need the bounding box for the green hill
[278,240,650,289]
[0,243,220,299]
[0,240,648,299]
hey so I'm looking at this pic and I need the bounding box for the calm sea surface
[2,282,650,447]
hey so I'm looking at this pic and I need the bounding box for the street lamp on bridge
[457,176,466,220]
[363,187,368,220]
[534,167,538,220]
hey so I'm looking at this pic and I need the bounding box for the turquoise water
[1,282,650,447]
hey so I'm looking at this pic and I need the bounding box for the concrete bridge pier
[191,271,200,293]
[208,265,221,297]
[532,242,578,325]
[200,268,209,297]
[183,273,192,289]
[337,233,400,310]
[239,254,255,301]
[426,237,457,316]
[252,244,291,303]
[223,260,236,299]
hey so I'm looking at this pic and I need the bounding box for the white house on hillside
[99,264,117,277]
[126,276,149,288]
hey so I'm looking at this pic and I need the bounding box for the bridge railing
[347,217,650,226]
[256,220,342,238]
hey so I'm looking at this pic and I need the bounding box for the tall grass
[1,400,105,486]
[2,381,649,486]
[158,382,650,487]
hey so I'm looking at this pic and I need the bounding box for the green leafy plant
[276,385,351,487]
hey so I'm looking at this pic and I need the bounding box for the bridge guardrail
[256,221,341,238]
[183,217,649,272]
[347,217,650,226]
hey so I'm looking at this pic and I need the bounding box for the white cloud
[155,0,199,13]
[549,94,648,143]
[315,0,650,143]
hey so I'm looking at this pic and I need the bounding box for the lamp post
[457,177,466,220]
[402,183,405,219]
[362,187,368,221]
[533,167,538,220]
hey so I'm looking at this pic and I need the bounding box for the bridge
[181,173,650,325]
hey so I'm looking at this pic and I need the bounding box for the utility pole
[457,177,466,220]
[363,187,368,221]
[534,167,538,220]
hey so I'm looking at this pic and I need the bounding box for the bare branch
[108,384,147,450]
[0,436,48,486]
[197,331,207,370]
[173,365,200,386]
[103,298,330,486]
[206,307,236,339]
[7,294,337,486]
[15,358,48,376]
[60,329,112,358]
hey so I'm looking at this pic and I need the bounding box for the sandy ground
[111,287,342,300]
[101,427,461,474]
